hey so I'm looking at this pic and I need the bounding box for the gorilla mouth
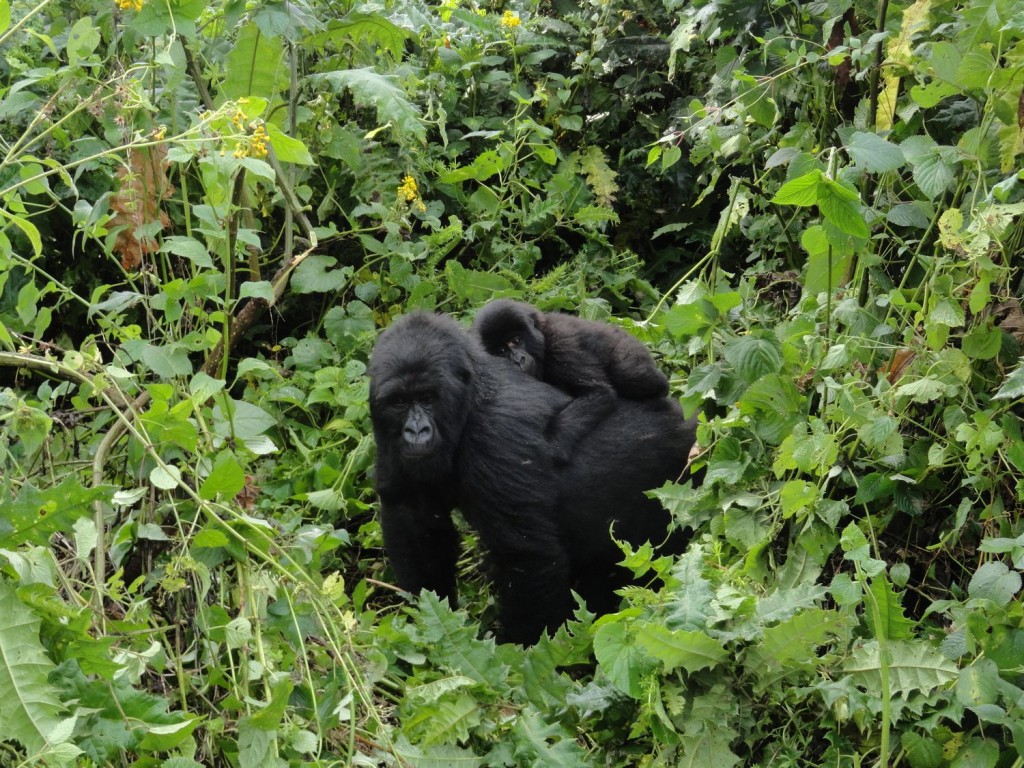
[400,442,436,459]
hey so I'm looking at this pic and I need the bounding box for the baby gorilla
[473,299,669,462]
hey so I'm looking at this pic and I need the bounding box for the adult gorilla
[368,312,694,644]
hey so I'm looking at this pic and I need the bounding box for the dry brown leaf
[111,146,174,270]
[883,348,917,384]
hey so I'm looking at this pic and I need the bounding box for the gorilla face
[369,314,473,480]
[473,299,546,379]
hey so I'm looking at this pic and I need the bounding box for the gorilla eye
[508,335,522,348]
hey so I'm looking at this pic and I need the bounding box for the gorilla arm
[374,448,461,603]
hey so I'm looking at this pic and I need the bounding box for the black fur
[473,299,669,462]
[369,312,693,644]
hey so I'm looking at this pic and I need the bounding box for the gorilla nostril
[404,423,432,444]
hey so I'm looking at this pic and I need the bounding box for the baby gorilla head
[472,299,546,378]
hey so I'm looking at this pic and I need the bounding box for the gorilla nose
[404,423,433,445]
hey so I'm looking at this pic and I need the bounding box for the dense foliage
[1,0,1023,764]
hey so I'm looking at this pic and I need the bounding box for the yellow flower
[500,10,521,29]
[151,125,167,140]
[397,175,419,202]
[249,123,269,158]
[115,0,143,10]
[397,175,427,213]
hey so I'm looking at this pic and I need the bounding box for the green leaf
[737,373,802,444]
[748,609,845,684]
[847,132,906,172]
[199,450,246,501]
[593,621,656,698]
[445,261,514,303]
[901,731,945,768]
[0,0,9,35]
[317,15,410,60]
[929,297,965,327]
[312,68,426,144]
[66,16,100,67]
[844,640,958,699]
[0,579,65,754]
[968,562,1021,606]
[893,376,951,403]
[770,170,822,206]
[142,342,193,379]
[779,479,818,518]
[438,150,506,184]
[723,335,783,383]
[635,625,727,673]
[265,124,313,165]
[161,236,213,268]
[221,23,287,100]
[150,464,182,490]
[189,372,225,403]
[291,254,351,294]
[801,225,853,295]
[993,358,1024,400]
[902,135,957,199]
[818,177,870,238]
[0,208,42,257]
[573,205,620,229]
[0,477,115,548]
[866,576,915,640]
[962,322,1002,360]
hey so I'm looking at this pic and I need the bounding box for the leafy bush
[0,0,1022,764]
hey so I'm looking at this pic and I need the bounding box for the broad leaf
[0,579,65,754]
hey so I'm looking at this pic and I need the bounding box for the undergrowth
[0,0,1022,765]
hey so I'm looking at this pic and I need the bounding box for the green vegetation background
[0,0,1022,764]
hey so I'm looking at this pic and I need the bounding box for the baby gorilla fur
[473,299,669,462]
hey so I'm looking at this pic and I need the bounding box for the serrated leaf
[312,67,426,143]
[635,625,727,673]
[902,731,945,768]
[571,146,619,206]
[678,727,742,768]
[291,254,351,294]
[893,376,950,403]
[847,132,906,172]
[845,640,958,700]
[593,622,655,697]
[770,170,822,206]
[318,15,409,60]
[0,478,115,548]
[867,576,915,640]
[0,579,65,754]
[818,177,870,238]
[572,205,619,229]
[438,150,505,184]
[755,609,844,667]
[723,335,783,383]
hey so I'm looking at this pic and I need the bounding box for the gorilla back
[368,312,692,643]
